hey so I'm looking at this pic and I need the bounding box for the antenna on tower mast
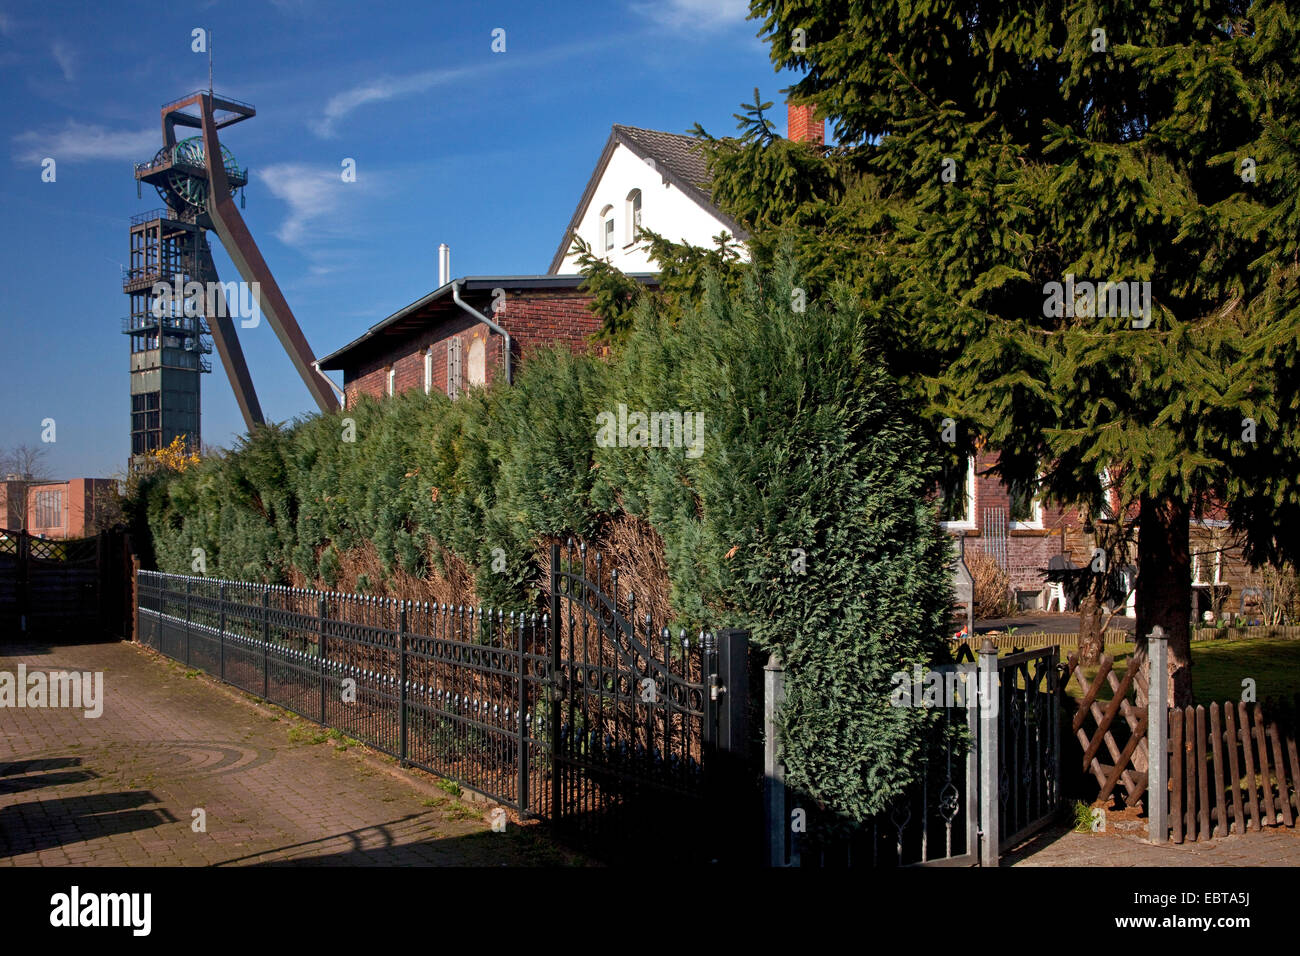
[208,29,213,95]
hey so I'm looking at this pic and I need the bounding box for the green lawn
[1064,637,1300,706]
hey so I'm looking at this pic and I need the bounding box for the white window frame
[423,347,433,395]
[940,455,977,531]
[1192,542,1223,586]
[386,366,395,397]
[599,204,615,254]
[1008,473,1045,530]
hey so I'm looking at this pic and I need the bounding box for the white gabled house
[547,124,751,275]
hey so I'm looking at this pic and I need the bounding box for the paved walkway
[1007,815,1300,866]
[0,640,571,866]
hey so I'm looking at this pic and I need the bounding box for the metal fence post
[764,651,791,867]
[319,593,328,726]
[517,612,529,816]
[17,530,29,634]
[398,600,408,765]
[978,637,1000,866]
[261,586,270,699]
[131,557,141,644]
[219,582,226,681]
[184,576,192,666]
[1147,626,1169,844]
[549,543,562,821]
[712,627,752,865]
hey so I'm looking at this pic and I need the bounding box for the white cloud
[310,67,475,138]
[256,162,351,246]
[51,40,75,81]
[308,40,605,139]
[12,121,155,164]
[629,0,750,30]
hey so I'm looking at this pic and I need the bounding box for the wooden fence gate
[1063,650,1150,807]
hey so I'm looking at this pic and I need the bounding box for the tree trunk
[1078,592,1104,666]
[1134,494,1193,707]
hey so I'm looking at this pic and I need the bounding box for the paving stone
[1008,820,1300,866]
[1,641,565,866]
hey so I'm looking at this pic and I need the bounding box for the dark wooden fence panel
[0,527,133,642]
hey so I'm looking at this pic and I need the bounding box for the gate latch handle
[709,674,726,701]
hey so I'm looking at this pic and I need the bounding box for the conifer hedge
[137,262,955,821]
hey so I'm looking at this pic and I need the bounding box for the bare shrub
[290,537,478,607]
[535,514,674,627]
[967,551,1015,619]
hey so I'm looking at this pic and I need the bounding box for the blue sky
[0,0,788,479]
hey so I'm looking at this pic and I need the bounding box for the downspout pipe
[451,280,512,385]
[311,362,347,407]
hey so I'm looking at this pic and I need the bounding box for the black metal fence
[136,541,752,862]
[773,660,980,868]
[765,641,1063,867]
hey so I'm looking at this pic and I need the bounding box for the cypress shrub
[137,258,955,821]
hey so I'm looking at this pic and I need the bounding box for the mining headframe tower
[125,90,339,467]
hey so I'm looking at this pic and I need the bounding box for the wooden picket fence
[952,631,1131,652]
[950,624,1300,654]
[1169,696,1300,843]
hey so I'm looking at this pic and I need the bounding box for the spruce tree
[659,0,1300,706]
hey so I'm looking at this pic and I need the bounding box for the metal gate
[996,646,1061,851]
[768,642,1062,866]
[547,541,744,862]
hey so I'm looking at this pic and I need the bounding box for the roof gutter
[451,280,512,385]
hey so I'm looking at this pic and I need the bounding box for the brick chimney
[787,102,823,146]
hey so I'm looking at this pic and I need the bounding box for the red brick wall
[963,450,1081,596]
[344,312,479,407]
[342,291,603,408]
[496,291,603,367]
[6,478,112,538]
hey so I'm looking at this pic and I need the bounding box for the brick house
[317,275,656,407]
[940,450,1101,612]
[0,478,117,539]
[318,107,1273,623]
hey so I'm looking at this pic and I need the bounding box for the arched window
[467,337,486,387]
[626,189,642,243]
[599,204,614,253]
